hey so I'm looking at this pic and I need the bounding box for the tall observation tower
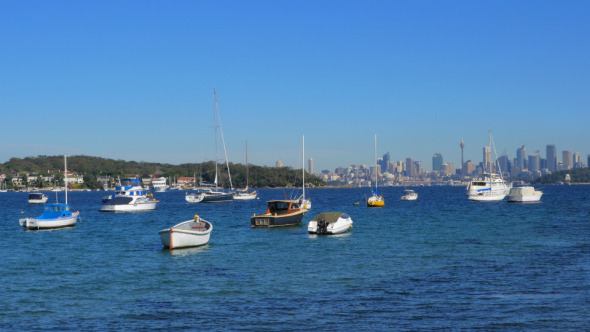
[460,139,465,175]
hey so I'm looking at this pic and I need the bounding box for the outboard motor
[317,218,328,234]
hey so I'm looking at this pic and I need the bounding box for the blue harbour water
[1,186,589,330]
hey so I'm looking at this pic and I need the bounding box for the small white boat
[401,189,418,200]
[159,215,213,249]
[233,190,258,200]
[28,192,48,204]
[308,212,353,235]
[507,186,543,203]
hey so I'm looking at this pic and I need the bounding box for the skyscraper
[432,153,443,171]
[573,152,580,169]
[483,146,492,172]
[516,145,526,170]
[546,145,557,172]
[406,158,415,178]
[562,150,572,170]
[308,158,314,174]
[529,151,540,173]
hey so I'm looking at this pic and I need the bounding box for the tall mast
[245,140,249,189]
[302,135,305,200]
[215,88,233,190]
[214,89,219,190]
[374,134,378,192]
[64,154,68,205]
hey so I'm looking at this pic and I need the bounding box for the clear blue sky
[1,1,589,172]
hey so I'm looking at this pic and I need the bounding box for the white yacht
[401,189,418,201]
[28,192,48,204]
[467,131,511,201]
[100,179,159,212]
[467,173,511,201]
[151,177,168,192]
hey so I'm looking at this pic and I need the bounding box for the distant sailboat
[367,134,384,207]
[234,140,257,200]
[186,89,233,203]
[298,135,311,209]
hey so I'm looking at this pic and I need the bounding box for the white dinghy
[159,215,213,249]
[308,212,353,235]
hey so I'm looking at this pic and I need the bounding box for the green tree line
[0,155,325,189]
[531,168,590,185]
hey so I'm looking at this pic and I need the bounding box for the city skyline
[1,2,589,171]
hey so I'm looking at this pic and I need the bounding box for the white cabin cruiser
[401,189,418,201]
[151,177,168,192]
[466,173,511,201]
[308,212,353,235]
[507,185,543,203]
[28,192,48,204]
[100,179,159,212]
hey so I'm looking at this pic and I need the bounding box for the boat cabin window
[268,201,290,213]
[473,182,487,186]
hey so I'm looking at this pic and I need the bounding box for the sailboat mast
[214,89,219,190]
[302,135,305,201]
[245,140,249,189]
[64,154,68,205]
[374,134,378,191]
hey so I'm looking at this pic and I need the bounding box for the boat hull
[99,200,158,212]
[159,219,213,249]
[19,213,78,230]
[367,195,384,207]
[308,219,352,234]
[186,192,233,203]
[233,192,257,200]
[507,194,542,202]
[251,210,307,228]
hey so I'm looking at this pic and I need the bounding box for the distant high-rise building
[529,152,541,173]
[308,158,314,174]
[517,145,526,170]
[562,150,572,170]
[415,161,422,175]
[432,153,443,171]
[483,146,492,172]
[465,160,475,176]
[406,158,415,178]
[498,155,510,176]
[573,152,580,169]
[546,145,557,172]
[276,160,283,168]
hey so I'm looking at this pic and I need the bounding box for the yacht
[401,189,418,201]
[367,134,384,207]
[151,177,168,192]
[467,131,511,201]
[100,179,159,212]
[467,173,511,201]
[28,192,48,204]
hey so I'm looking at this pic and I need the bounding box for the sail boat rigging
[367,134,385,207]
[186,89,234,203]
[299,135,311,209]
[466,130,511,201]
[234,140,258,200]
